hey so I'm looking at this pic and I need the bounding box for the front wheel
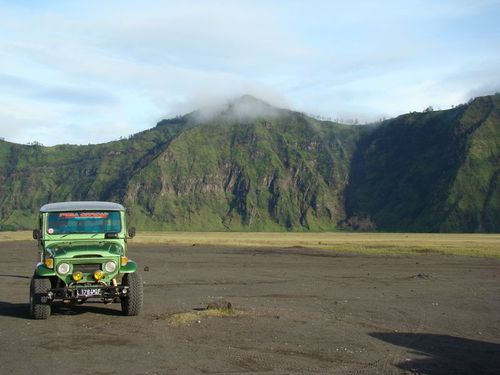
[29,275,51,319]
[121,273,143,316]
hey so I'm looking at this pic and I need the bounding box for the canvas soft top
[40,201,125,212]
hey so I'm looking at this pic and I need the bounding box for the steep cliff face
[346,95,500,232]
[0,94,498,232]
[441,95,500,232]
[124,104,360,230]
[0,117,189,229]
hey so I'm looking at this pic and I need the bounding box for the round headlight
[57,262,70,275]
[104,261,116,273]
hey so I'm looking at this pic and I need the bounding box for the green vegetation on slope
[125,109,360,231]
[346,95,500,232]
[0,94,498,232]
[442,95,500,231]
[0,117,190,229]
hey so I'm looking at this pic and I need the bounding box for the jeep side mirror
[127,227,136,238]
[32,229,41,240]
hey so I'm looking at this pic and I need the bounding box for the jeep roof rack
[40,201,125,212]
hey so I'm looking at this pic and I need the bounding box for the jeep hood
[47,242,123,257]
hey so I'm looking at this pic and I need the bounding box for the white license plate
[76,288,102,297]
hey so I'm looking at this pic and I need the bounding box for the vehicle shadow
[0,300,123,319]
[370,332,500,374]
[53,302,123,316]
[0,301,30,319]
[0,274,31,279]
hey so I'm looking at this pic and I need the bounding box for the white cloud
[0,0,499,144]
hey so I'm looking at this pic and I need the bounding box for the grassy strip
[131,232,500,258]
[2,231,500,258]
[0,231,32,241]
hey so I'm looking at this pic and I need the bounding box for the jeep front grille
[73,264,101,273]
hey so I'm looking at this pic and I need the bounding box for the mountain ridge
[0,94,498,232]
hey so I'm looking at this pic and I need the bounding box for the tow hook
[43,291,54,303]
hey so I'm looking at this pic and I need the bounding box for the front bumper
[45,285,128,302]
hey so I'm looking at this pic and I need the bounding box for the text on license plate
[76,288,101,297]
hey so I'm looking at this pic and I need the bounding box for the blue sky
[1,0,499,145]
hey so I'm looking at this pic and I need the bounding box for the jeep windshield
[46,211,121,234]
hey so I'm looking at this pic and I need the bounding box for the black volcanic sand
[1,241,499,374]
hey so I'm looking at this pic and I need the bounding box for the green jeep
[30,201,143,319]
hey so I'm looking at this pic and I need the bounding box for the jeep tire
[121,272,143,316]
[29,274,51,319]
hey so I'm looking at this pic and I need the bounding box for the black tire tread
[30,274,51,320]
[121,272,143,316]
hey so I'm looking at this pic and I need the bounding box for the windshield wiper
[56,232,97,238]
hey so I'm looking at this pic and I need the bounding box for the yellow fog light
[94,270,105,280]
[44,258,54,269]
[120,256,128,266]
[72,271,83,282]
